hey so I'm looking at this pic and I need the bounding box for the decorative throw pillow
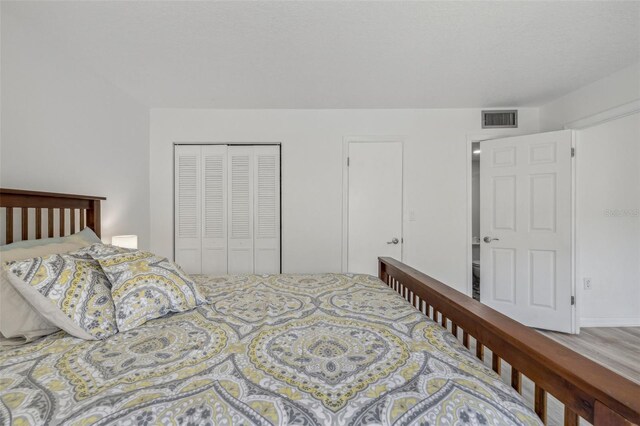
[0,228,104,345]
[92,250,206,331]
[3,251,118,340]
[73,243,133,261]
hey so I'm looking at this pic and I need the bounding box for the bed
[0,188,638,426]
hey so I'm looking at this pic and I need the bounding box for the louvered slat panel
[230,155,251,239]
[203,155,225,238]
[256,155,277,238]
[178,155,198,238]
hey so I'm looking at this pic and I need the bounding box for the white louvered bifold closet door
[253,146,280,274]
[175,145,202,274]
[227,146,255,274]
[201,145,228,274]
[175,145,280,275]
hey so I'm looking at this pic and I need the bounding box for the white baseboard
[580,317,640,328]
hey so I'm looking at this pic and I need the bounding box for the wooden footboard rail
[379,257,640,426]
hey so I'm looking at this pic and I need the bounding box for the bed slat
[48,208,54,237]
[59,208,65,236]
[594,401,634,426]
[80,209,85,230]
[492,355,501,375]
[476,341,484,360]
[21,208,28,240]
[535,385,547,424]
[462,331,470,349]
[564,406,579,426]
[511,368,522,393]
[35,208,42,239]
[70,209,76,234]
[6,208,13,244]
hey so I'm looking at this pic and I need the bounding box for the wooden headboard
[0,188,106,244]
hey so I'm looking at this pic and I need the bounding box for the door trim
[342,136,405,273]
[465,131,578,333]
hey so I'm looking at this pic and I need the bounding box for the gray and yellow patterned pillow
[3,252,118,340]
[91,250,206,331]
[73,243,133,260]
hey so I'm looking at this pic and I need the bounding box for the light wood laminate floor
[540,327,640,385]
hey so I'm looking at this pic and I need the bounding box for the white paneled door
[480,130,573,333]
[175,145,280,275]
[347,141,403,275]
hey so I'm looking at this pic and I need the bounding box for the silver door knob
[483,236,500,243]
[387,238,399,245]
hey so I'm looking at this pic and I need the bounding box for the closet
[174,144,280,275]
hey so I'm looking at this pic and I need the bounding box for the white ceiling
[4,1,639,109]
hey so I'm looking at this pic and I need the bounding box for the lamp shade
[112,235,138,249]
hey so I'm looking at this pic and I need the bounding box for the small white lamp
[112,235,138,249]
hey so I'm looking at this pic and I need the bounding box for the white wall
[150,108,539,292]
[576,113,640,327]
[539,62,640,131]
[0,10,150,248]
[540,63,640,327]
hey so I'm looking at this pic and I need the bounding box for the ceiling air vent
[482,110,518,128]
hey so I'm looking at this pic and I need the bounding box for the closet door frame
[173,143,282,273]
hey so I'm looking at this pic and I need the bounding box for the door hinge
[571,147,575,158]
[347,157,350,166]
[571,295,575,305]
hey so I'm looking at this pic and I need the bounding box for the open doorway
[471,142,481,301]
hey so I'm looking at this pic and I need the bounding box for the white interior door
[480,130,573,333]
[347,141,403,275]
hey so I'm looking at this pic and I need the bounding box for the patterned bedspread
[0,274,541,425]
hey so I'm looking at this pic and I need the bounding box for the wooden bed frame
[380,258,640,426]
[0,188,104,243]
[1,188,638,425]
